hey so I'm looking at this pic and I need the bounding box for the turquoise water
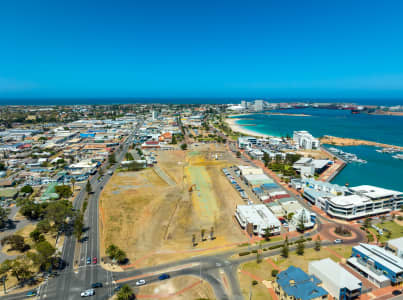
[235,109,403,191]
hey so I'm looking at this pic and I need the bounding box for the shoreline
[225,118,271,138]
[320,135,403,151]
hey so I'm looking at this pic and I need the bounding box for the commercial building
[254,99,265,111]
[386,237,403,259]
[348,243,403,287]
[235,204,281,236]
[238,136,257,149]
[293,131,320,150]
[309,258,362,300]
[293,158,332,177]
[274,266,328,300]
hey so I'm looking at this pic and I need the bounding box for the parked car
[158,274,170,280]
[81,289,95,297]
[91,282,103,288]
[86,257,91,265]
[26,290,37,297]
[334,239,343,244]
[92,257,97,264]
[135,279,146,286]
[392,290,402,296]
[114,285,122,292]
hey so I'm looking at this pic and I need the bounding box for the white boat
[392,154,403,160]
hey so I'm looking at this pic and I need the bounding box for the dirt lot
[100,144,248,267]
[134,276,215,300]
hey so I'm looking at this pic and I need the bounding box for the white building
[386,237,403,259]
[309,258,362,300]
[254,99,264,111]
[238,136,257,149]
[235,204,281,236]
[290,208,315,230]
[293,130,320,150]
[326,185,403,220]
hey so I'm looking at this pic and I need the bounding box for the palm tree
[117,284,134,300]
[71,178,76,192]
[201,229,205,241]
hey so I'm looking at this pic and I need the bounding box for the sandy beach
[225,118,271,138]
[320,135,403,151]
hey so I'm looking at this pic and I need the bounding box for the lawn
[369,220,403,243]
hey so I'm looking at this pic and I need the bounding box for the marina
[327,147,367,164]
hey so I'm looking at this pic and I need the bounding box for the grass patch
[370,221,403,243]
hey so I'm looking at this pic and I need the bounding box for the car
[91,282,103,288]
[114,285,122,292]
[334,239,343,244]
[392,290,402,296]
[26,290,37,297]
[158,274,170,280]
[93,257,97,264]
[86,257,91,264]
[81,289,95,297]
[135,279,146,286]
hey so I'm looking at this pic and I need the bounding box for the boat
[392,154,403,160]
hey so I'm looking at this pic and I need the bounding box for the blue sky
[1,0,403,99]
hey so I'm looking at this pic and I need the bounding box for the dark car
[392,290,402,296]
[114,285,121,292]
[158,274,170,280]
[91,282,103,288]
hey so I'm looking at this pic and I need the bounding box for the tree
[21,185,34,194]
[271,269,279,277]
[74,213,84,240]
[115,249,127,264]
[256,251,262,264]
[45,200,74,231]
[106,244,126,264]
[314,236,321,251]
[0,207,10,230]
[364,217,371,228]
[106,244,118,258]
[109,153,116,165]
[70,178,76,192]
[262,152,270,167]
[55,185,72,198]
[36,220,51,233]
[171,134,177,144]
[281,238,289,258]
[201,229,205,241]
[263,227,271,241]
[1,235,29,252]
[297,215,305,233]
[10,258,32,282]
[117,284,134,300]
[29,229,45,243]
[380,215,386,224]
[29,241,56,271]
[236,151,241,158]
[180,143,187,151]
[0,260,11,293]
[296,239,305,255]
[86,181,92,194]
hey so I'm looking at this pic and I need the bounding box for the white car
[81,289,95,297]
[334,239,343,244]
[135,279,146,286]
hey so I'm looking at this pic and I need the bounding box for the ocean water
[235,108,403,191]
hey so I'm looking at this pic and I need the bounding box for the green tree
[109,153,116,164]
[201,229,205,241]
[29,241,56,271]
[45,200,74,231]
[29,229,45,243]
[115,249,127,264]
[296,239,305,255]
[10,258,32,282]
[180,143,187,150]
[364,217,371,228]
[171,134,177,144]
[0,207,10,229]
[117,284,134,300]
[74,213,84,240]
[55,185,73,198]
[1,235,29,252]
[21,185,34,194]
[36,220,51,233]
[297,215,305,233]
[263,227,271,241]
[262,152,270,166]
[86,181,92,193]
[236,151,241,158]
[106,244,118,258]
[314,236,321,251]
[70,178,76,192]
[0,260,11,293]
[281,237,289,258]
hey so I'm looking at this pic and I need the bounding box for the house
[274,266,328,300]
[309,258,362,300]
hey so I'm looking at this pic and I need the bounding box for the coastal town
[0,103,401,300]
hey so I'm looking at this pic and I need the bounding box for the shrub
[252,280,258,286]
[271,269,279,277]
[251,249,257,253]
[269,244,282,250]
[238,251,250,256]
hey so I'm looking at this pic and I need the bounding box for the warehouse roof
[309,258,361,291]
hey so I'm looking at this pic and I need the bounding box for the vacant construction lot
[100,144,247,267]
